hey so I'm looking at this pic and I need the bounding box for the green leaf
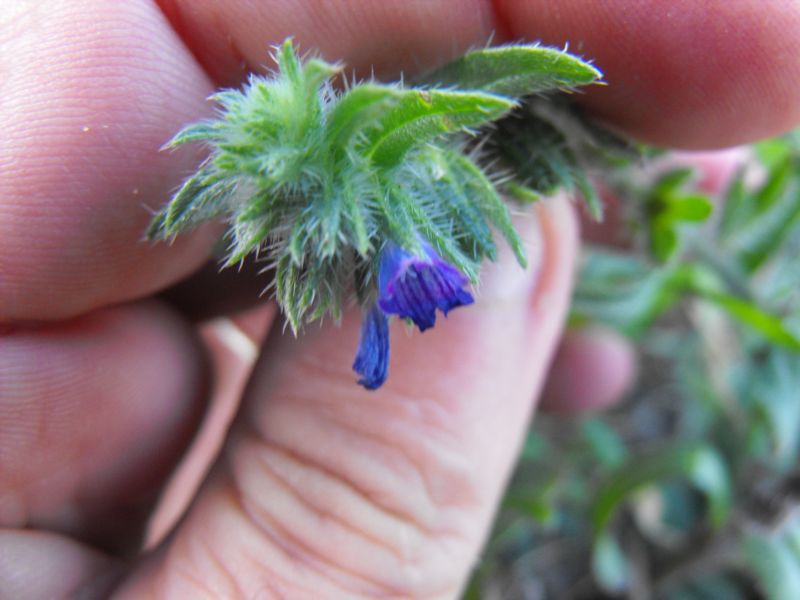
[695,291,800,351]
[592,443,731,535]
[651,220,679,261]
[580,419,628,468]
[573,251,691,336]
[326,84,403,148]
[450,153,527,267]
[725,169,800,272]
[592,532,630,594]
[156,169,234,237]
[490,109,604,219]
[744,533,800,600]
[163,121,221,149]
[574,166,604,220]
[424,151,497,261]
[654,167,695,196]
[753,156,793,214]
[747,350,800,465]
[275,38,302,86]
[363,89,515,167]
[420,44,602,97]
[665,195,714,222]
[504,183,542,204]
[340,179,373,257]
[719,172,751,237]
[379,186,424,255]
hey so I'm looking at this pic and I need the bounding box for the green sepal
[162,121,222,150]
[148,166,232,239]
[450,153,527,268]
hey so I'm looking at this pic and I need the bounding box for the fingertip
[0,1,217,320]
[0,301,207,550]
[496,0,800,147]
[540,324,637,414]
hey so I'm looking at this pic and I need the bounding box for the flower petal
[352,305,390,390]
[378,241,473,331]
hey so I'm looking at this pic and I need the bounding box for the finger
[495,0,800,147]
[145,306,276,549]
[0,1,216,321]
[157,0,800,149]
[0,529,121,600]
[156,0,497,86]
[0,302,206,553]
[116,197,578,598]
[539,325,637,414]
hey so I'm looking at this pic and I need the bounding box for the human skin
[1,1,799,598]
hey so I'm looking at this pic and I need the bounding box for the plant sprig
[149,39,605,328]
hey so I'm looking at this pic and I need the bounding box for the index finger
[164,0,800,148]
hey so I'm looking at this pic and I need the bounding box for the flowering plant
[148,39,612,388]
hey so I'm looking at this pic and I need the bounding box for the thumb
[117,197,578,599]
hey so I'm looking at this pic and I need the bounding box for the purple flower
[352,304,390,390]
[353,241,473,390]
[377,241,474,332]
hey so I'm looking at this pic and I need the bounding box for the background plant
[466,133,800,600]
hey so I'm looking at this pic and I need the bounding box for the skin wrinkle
[262,432,468,539]
[195,534,248,600]
[245,397,467,535]
[282,382,469,488]
[229,476,384,598]
[250,443,416,562]
[316,403,483,519]
[222,382,478,596]
[237,414,449,541]
[238,446,417,595]
[237,488,453,600]
[171,557,224,600]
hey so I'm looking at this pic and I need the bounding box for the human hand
[2,1,799,598]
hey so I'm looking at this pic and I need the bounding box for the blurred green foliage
[468,132,800,599]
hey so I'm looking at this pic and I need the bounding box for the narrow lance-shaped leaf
[574,166,604,221]
[744,533,800,600]
[403,191,479,281]
[340,178,372,257]
[150,167,232,238]
[695,290,800,351]
[591,443,731,535]
[409,148,496,261]
[162,120,222,150]
[420,44,602,97]
[451,152,528,267]
[727,176,800,272]
[363,89,516,167]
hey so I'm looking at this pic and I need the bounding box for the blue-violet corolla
[353,242,474,389]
